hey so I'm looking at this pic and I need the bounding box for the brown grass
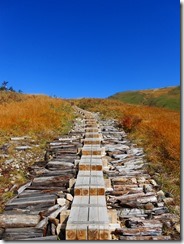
[0,93,75,140]
[0,92,75,211]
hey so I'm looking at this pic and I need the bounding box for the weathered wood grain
[2,227,43,240]
[0,214,40,228]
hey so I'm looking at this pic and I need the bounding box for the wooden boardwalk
[66,110,110,240]
[0,106,179,240]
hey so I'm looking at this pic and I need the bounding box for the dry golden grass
[0,93,75,140]
[0,92,75,212]
[73,98,180,205]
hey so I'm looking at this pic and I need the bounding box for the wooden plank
[90,176,98,195]
[97,187,105,195]
[115,192,155,201]
[77,171,91,177]
[32,175,71,184]
[99,224,110,240]
[82,147,102,156]
[76,207,88,240]
[84,139,101,145]
[85,128,99,132]
[3,227,43,241]
[117,208,147,218]
[6,196,56,206]
[79,162,91,171]
[66,206,79,240]
[65,111,110,240]
[75,176,90,196]
[85,133,101,138]
[0,214,40,228]
[97,196,107,206]
[88,208,109,240]
[41,170,75,177]
[89,195,98,205]
[22,235,58,240]
[10,194,56,203]
[120,236,171,240]
[82,186,90,196]
[73,196,89,206]
[26,186,66,191]
[18,191,65,199]
[5,203,54,212]
[88,224,100,240]
[66,224,77,240]
[17,181,32,194]
[98,207,109,223]
[89,206,98,223]
[125,219,163,228]
[115,227,162,236]
[91,170,103,177]
[46,161,74,169]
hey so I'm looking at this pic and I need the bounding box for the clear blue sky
[0,0,180,98]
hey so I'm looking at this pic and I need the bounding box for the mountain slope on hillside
[0,91,75,140]
[73,98,180,206]
[108,86,180,111]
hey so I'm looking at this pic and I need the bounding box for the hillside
[0,91,75,139]
[108,86,180,111]
[73,98,180,207]
[0,90,75,211]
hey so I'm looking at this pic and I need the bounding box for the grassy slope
[0,91,75,211]
[73,98,180,210]
[0,91,75,140]
[108,86,180,111]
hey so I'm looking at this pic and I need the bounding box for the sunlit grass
[0,93,75,140]
[0,91,75,212]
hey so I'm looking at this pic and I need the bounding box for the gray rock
[66,193,73,202]
[57,198,66,206]
[174,223,180,233]
[157,190,165,197]
[163,198,174,205]
[144,202,154,210]
[4,159,14,164]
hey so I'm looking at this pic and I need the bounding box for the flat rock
[57,198,66,206]
[5,159,14,164]
[66,193,73,202]
[144,202,154,210]
[163,197,174,205]
[174,223,180,233]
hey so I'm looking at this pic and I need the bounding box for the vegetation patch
[0,88,75,211]
[108,86,180,111]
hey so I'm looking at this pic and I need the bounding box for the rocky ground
[0,111,180,240]
[0,136,46,212]
[99,117,180,240]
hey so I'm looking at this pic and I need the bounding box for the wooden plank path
[0,123,83,240]
[0,106,179,240]
[66,110,110,240]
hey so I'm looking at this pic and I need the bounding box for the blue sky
[0,0,180,98]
